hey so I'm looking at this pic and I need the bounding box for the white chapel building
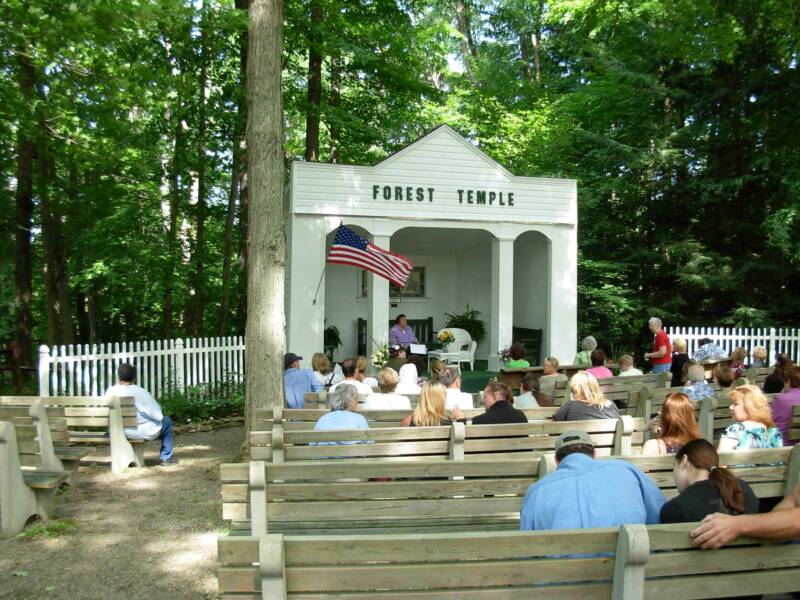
[286,125,578,371]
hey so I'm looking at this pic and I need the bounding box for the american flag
[327,225,413,287]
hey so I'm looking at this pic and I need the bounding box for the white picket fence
[665,326,800,363]
[37,336,246,400]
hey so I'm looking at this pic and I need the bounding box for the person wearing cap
[383,345,407,372]
[284,352,323,409]
[519,429,666,531]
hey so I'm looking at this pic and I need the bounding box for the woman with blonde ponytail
[660,439,759,523]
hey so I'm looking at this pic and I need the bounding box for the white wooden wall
[666,326,800,363]
[38,336,246,399]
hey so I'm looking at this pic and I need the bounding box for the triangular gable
[373,125,515,180]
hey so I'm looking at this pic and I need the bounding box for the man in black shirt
[472,381,528,424]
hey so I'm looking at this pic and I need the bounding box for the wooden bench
[217,522,800,599]
[222,456,547,536]
[302,391,424,408]
[791,404,800,445]
[0,395,145,474]
[0,419,69,536]
[0,404,89,486]
[742,366,772,386]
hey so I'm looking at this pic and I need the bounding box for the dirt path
[0,426,243,599]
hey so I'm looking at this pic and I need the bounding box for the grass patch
[18,519,78,539]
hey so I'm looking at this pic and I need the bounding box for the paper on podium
[409,344,427,355]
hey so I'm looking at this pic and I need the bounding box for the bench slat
[22,470,68,489]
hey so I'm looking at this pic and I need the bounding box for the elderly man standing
[388,314,418,349]
[644,317,672,374]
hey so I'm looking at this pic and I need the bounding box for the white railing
[37,336,246,399]
[665,326,800,363]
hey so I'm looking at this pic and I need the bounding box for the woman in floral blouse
[717,385,783,451]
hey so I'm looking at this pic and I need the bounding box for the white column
[287,215,326,365]
[367,234,391,357]
[488,237,515,371]
[547,225,578,365]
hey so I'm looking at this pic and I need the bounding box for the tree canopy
[2,0,799,362]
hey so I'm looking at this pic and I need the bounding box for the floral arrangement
[498,346,512,362]
[437,330,455,347]
[371,343,389,368]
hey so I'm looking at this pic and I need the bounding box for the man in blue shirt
[520,430,666,531]
[692,338,728,362]
[283,352,322,408]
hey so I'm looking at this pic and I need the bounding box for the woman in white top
[356,355,379,389]
[396,363,422,394]
[364,368,412,410]
[311,353,343,387]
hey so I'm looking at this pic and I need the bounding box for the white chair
[428,328,478,371]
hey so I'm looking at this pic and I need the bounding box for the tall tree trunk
[530,31,541,82]
[329,54,341,163]
[14,50,35,366]
[218,149,240,335]
[246,0,286,438]
[236,0,250,332]
[454,0,477,84]
[191,4,209,336]
[519,33,532,82]
[164,116,183,338]
[304,0,323,161]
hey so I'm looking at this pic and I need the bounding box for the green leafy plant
[18,519,78,539]
[444,305,487,345]
[324,325,342,360]
[158,374,244,424]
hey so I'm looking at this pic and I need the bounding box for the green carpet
[446,360,496,393]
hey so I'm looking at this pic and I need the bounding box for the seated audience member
[642,393,701,456]
[106,363,177,466]
[670,338,690,387]
[438,366,474,411]
[388,313,418,348]
[692,337,727,362]
[396,363,422,394]
[428,358,446,382]
[660,439,759,523]
[505,343,530,369]
[520,430,666,530]
[538,357,567,406]
[515,373,541,409]
[714,365,736,389]
[729,347,748,379]
[472,381,528,424]
[573,336,597,367]
[763,353,794,394]
[313,384,369,444]
[553,371,620,421]
[400,381,458,426]
[363,368,411,410]
[691,483,800,549]
[383,345,407,372]
[407,354,426,386]
[770,366,800,445]
[311,352,343,388]
[284,352,323,409]
[682,364,717,403]
[355,355,379,388]
[586,349,613,379]
[750,346,768,369]
[329,357,373,395]
[718,385,783,451]
[618,354,643,377]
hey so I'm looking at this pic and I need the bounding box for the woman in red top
[644,317,672,374]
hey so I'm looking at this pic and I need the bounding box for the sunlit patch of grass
[17,519,78,539]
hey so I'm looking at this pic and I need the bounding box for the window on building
[360,267,426,298]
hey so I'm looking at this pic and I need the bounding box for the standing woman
[641,393,702,456]
[718,385,783,451]
[660,439,759,523]
[553,371,619,421]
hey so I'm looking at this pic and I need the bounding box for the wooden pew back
[0,405,67,468]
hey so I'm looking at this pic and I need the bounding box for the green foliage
[158,377,244,423]
[444,305,488,345]
[18,519,78,539]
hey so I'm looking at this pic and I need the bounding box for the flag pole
[313,221,344,305]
